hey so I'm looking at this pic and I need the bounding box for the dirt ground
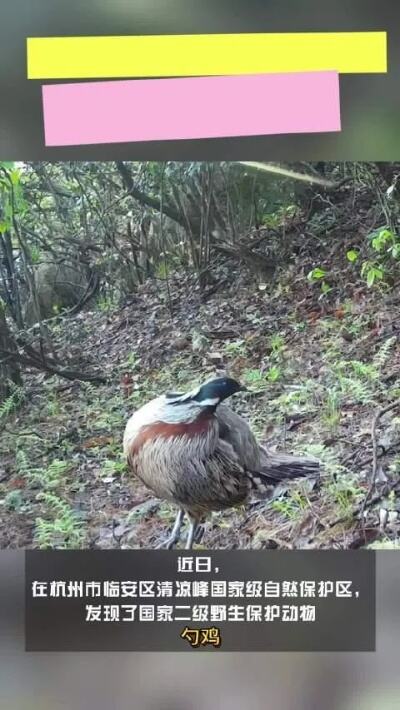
[2,252,400,550]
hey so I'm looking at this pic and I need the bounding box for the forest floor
[2,251,400,549]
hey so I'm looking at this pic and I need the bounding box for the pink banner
[42,72,341,146]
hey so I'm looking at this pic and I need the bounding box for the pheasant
[123,376,319,548]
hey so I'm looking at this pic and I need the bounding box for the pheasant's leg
[185,517,200,550]
[194,524,204,544]
[156,508,184,549]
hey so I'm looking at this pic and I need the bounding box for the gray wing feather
[216,405,320,483]
[216,404,261,470]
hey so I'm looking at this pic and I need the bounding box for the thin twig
[342,438,400,469]
[0,346,106,383]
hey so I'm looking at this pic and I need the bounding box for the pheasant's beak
[239,383,248,393]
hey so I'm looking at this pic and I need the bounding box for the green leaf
[266,366,281,382]
[371,228,394,252]
[346,250,359,263]
[367,269,376,287]
[9,169,20,186]
[307,267,326,281]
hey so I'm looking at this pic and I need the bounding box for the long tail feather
[247,446,320,493]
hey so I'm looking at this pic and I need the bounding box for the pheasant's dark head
[192,376,244,406]
[164,376,245,415]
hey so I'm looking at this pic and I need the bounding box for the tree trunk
[0,302,22,401]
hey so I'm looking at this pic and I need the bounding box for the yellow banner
[27,32,387,79]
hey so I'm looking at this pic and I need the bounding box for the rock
[207,351,224,363]
[379,508,388,530]
[379,421,400,451]
[24,260,89,324]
